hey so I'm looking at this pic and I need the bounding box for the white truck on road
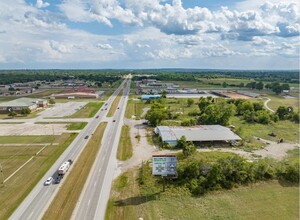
[58,161,71,175]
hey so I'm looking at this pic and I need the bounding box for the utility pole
[0,163,5,186]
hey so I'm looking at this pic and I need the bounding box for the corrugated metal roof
[156,125,241,142]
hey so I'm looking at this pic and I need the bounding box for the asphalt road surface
[72,78,130,220]
[9,79,127,220]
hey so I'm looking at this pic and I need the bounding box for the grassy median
[125,99,144,119]
[107,89,123,117]
[117,125,132,161]
[43,122,107,220]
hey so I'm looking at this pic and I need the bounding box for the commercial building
[155,125,241,146]
[0,98,48,114]
[141,95,161,100]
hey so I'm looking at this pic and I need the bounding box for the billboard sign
[152,155,177,176]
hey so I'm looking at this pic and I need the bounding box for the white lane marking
[88,199,91,206]
[94,181,97,187]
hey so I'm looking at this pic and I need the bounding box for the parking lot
[39,102,88,118]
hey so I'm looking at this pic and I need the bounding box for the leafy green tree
[281,83,290,91]
[20,108,31,116]
[182,143,196,157]
[255,82,264,90]
[198,97,213,114]
[49,99,55,104]
[271,82,283,94]
[161,90,167,98]
[253,102,264,111]
[181,118,196,126]
[8,111,17,118]
[187,98,194,107]
[276,106,289,120]
[237,101,254,115]
[256,110,271,124]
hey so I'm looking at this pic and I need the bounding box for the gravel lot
[0,124,74,135]
[39,102,87,118]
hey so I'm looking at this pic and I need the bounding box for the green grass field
[67,122,87,130]
[266,95,299,112]
[230,116,299,143]
[106,169,299,220]
[125,99,144,119]
[69,101,103,118]
[43,122,107,220]
[107,89,123,117]
[0,135,56,144]
[117,125,133,161]
[0,133,77,219]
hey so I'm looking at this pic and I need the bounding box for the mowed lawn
[117,125,132,161]
[106,169,299,220]
[0,135,56,144]
[69,102,103,118]
[0,133,77,219]
[107,89,123,117]
[125,99,144,119]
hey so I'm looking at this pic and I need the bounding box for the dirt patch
[224,93,250,99]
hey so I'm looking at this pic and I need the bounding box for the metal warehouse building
[0,97,48,114]
[154,125,241,146]
[141,95,161,100]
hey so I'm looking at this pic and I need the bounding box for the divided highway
[9,79,127,220]
[72,79,130,220]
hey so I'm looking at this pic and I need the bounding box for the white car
[44,177,53,185]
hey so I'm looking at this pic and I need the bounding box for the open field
[43,122,107,220]
[68,102,103,118]
[265,95,299,112]
[125,99,144,119]
[0,133,77,219]
[0,135,56,144]
[107,89,123,117]
[106,169,299,220]
[230,116,299,144]
[117,125,133,161]
[67,122,87,130]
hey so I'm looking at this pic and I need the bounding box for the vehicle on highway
[44,177,53,186]
[117,107,120,109]
[68,159,73,165]
[84,135,89,139]
[58,161,71,175]
[54,175,61,184]
[96,115,99,118]
[113,120,116,122]
[105,108,107,110]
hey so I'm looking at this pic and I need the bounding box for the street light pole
[0,163,5,186]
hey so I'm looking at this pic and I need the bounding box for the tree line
[0,70,123,85]
[174,153,299,196]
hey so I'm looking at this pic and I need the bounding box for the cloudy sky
[0,0,299,69]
